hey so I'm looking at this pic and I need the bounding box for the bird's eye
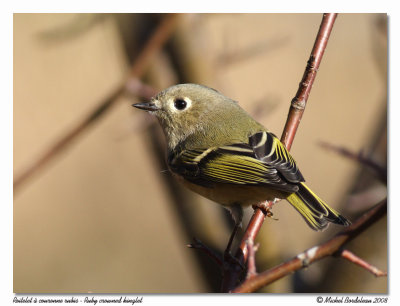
[174,98,187,110]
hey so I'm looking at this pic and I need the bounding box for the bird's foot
[253,199,280,220]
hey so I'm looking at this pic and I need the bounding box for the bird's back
[181,100,266,150]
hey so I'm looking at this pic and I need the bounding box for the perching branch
[13,14,179,193]
[221,13,338,292]
[245,238,259,279]
[281,13,338,150]
[232,198,387,293]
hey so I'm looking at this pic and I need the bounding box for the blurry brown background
[13,13,387,293]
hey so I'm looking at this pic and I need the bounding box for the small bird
[133,84,350,234]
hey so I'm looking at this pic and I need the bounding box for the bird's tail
[286,182,351,231]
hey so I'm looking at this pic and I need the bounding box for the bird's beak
[132,102,160,112]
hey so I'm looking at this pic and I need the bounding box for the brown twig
[339,249,387,277]
[232,198,387,293]
[318,141,387,184]
[221,13,338,292]
[14,14,180,193]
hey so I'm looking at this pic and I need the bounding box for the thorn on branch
[339,249,387,277]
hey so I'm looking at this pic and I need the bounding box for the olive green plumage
[133,83,350,231]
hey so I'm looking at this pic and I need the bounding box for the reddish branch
[13,14,179,192]
[281,13,338,150]
[339,249,387,277]
[232,198,387,293]
[221,13,338,292]
[245,239,259,279]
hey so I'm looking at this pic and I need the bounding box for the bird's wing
[248,131,304,183]
[168,131,303,193]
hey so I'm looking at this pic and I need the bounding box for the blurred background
[13,13,387,293]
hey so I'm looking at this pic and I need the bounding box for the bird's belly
[175,175,286,207]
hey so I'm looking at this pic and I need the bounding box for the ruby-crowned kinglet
[133,84,350,231]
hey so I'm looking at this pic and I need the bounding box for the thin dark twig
[187,238,223,266]
[221,13,338,292]
[14,14,179,192]
[232,198,387,293]
[318,141,387,184]
[339,249,387,277]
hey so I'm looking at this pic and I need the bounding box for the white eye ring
[170,97,192,112]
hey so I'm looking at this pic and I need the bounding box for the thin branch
[281,13,338,150]
[221,13,338,292]
[245,239,259,279]
[232,198,387,293]
[14,14,180,193]
[318,141,387,184]
[187,238,223,267]
[339,249,387,277]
